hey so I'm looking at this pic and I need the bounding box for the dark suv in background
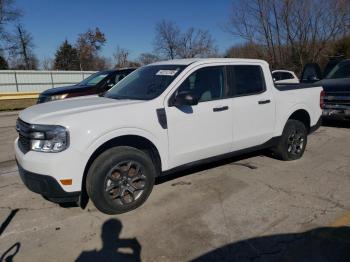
[37,68,136,103]
[301,58,350,121]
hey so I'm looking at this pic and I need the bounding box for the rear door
[226,65,276,150]
[165,65,233,168]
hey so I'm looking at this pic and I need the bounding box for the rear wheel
[272,119,307,161]
[86,146,156,214]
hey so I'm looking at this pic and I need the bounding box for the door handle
[258,99,271,105]
[213,106,229,112]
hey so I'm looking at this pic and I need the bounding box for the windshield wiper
[105,95,147,100]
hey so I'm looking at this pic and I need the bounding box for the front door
[165,66,234,168]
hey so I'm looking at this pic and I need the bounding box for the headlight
[50,93,68,101]
[16,120,70,153]
[30,125,69,152]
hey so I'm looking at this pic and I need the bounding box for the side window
[281,72,294,80]
[114,72,127,84]
[227,65,265,96]
[272,72,281,81]
[177,66,225,102]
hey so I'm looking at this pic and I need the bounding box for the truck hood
[19,96,143,124]
[40,84,93,96]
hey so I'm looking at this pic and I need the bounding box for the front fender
[84,127,169,171]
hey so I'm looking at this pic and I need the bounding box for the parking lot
[1,112,350,261]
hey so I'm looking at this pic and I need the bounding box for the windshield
[104,65,186,100]
[79,71,110,86]
[326,62,350,79]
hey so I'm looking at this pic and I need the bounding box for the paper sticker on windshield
[156,70,178,76]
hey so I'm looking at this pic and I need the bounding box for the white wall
[0,70,96,93]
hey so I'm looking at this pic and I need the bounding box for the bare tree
[41,56,53,70]
[154,20,180,59]
[226,0,350,72]
[0,0,21,39]
[138,52,159,65]
[113,46,130,68]
[8,24,38,69]
[225,42,266,59]
[0,0,21,59]
[154,20,217,60]
[177,28,217,58]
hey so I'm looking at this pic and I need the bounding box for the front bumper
[17,161,80,203]
[15,136,87,195]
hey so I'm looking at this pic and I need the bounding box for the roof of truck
[150,58,268,66]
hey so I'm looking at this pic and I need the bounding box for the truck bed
[274,83,321,91]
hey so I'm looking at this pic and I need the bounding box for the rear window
[227,65,265,96]
[281,72,294,80]
[273,71,294,80]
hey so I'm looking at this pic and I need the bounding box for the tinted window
[227,65,265,96]
[114,72,128,84]
[326,62,350,79]
[105,65,185,100]
[177,66,225,102]
[272,72,282,81]
[301,63,322,81]
[281,72,294,80]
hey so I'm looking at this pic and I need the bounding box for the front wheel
[272,119,308,161]
[86,146,156,214]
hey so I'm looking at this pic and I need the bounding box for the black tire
[86,146,156,214]
[272,119,308,161]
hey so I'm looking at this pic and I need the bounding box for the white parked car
[272,70,299,84]
[15,58,323,214]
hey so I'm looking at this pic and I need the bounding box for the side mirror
[173,91,198,106]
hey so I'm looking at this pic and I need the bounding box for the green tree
[0,55,9,69]
[54,40,80,70]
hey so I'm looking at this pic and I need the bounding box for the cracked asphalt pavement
[0,113,350,261]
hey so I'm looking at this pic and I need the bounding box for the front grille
[16,118,32,154]
[18,133,31,154]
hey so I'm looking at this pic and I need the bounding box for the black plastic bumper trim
[309,117,322,134]
[17,161,80,203]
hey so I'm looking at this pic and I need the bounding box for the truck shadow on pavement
[76,219,141,262]
[191,226,350,262]
[322,119,350,128]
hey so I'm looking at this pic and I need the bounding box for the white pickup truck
[15,58,323,214]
